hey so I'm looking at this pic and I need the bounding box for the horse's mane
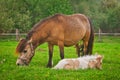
[26,14,64,39]
[32,14,63,29]
[16,39,28,54]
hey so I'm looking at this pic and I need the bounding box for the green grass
[0,36,120,80]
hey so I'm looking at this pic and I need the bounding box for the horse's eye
[23,50,27,53]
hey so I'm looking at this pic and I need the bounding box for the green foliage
[0,0,14,32]
[99,0,120,32]
[71,0,102,31]
[41,0,73,17]
[71,0,120,32]
[0,0,120,33]
[0,0,31,32]
[0,0,73,33]
[0,36,120,80]
[107,6,120,32]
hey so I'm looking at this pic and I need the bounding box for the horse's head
[16,39,35,66]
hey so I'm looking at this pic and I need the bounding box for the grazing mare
[15,13,94,67]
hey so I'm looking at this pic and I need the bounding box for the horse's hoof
[46,64,52,68]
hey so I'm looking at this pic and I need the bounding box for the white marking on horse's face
[16,44,34,66]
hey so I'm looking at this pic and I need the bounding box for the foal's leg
[47,43,53,68]
[58,41,64,59]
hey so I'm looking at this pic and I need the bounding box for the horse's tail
[87,18,94,55]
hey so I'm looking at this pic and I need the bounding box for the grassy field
[0,36,120,80]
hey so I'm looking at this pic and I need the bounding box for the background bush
[0,0,120,33]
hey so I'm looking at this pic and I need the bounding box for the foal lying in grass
[53,54,103,70]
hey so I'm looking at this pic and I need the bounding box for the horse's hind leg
[47,43,54,68]
[75,44,80,57]
[76,43,84,56]
[83,40,88,55]
[79,44,84,56]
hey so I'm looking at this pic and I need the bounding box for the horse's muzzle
[16,58,28,66]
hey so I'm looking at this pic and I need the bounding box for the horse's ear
[27,38,32,43]
[19,38,24,42]
[15,38,26,55]
[19,38,22,41]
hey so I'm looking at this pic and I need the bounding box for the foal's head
[88,55,103,69]
[16,39,35,66]
[95,55,103,69]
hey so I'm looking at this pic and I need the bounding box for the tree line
[0,0,120,33]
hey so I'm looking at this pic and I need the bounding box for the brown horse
[15,13,94,67]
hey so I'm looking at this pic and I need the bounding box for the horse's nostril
[16,63,20,66]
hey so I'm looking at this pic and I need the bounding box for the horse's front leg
[58,41,64,59]
[47,43,53,68]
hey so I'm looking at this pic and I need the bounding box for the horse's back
[40,14,91,46]
[55,14,90,46]
[54,13,90,34]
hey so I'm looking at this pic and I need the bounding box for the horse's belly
[64,43,75,47]
[64,32,84,46]
[64,39,80,47]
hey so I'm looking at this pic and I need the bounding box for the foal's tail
[87,18,94,55]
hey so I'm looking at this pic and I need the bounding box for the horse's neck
[29,19,51,49]
[30,29,48,49]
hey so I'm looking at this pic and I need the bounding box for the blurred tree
[0,0,120,33]
[70,0,120,32]
[70,0,101,32]
[101,0,118,13]
[24,0,73,26]
[107,6,120,32]
[0,0,73,33]
[0,0,31,32]
[0,0,14,32]
[100,0,119,32]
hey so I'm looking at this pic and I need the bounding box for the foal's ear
[94,52,104,59]
[96,55,104,61]
[98,55,104,59]
[95,52,98,55]
[100,55,104,59]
